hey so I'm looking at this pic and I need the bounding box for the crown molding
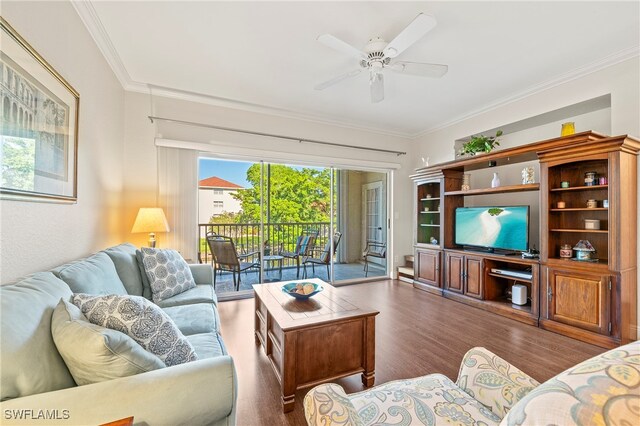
[71,0,132,88]
[412,46,640,138]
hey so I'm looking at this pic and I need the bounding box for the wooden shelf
[419,224,440,227]
[488,272,532,283]
[550,185,608,192]
[420,211,440,214]
[420,197,440,201]
[550,228,608,233]
[445,183,539,196]
[550,208,608,212]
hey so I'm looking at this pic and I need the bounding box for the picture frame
[0,17,79,202]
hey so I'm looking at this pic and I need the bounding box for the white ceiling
[77,1,639,136]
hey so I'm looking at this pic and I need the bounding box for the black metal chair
[363,240,386,277]
[302,231,342,281]
[206,232,259,291]
[280,230,318,278]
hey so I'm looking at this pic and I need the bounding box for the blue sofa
[0,243,237,425]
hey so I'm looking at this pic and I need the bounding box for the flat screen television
[455,206,529,252]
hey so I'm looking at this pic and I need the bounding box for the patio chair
[280,230,318,278]
[363,240,386,277]
[302,231,342,281]
[206,232,259,291]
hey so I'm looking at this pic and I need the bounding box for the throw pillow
[72,293,198,366]
[52,299,164,385]
[139,247,196,303]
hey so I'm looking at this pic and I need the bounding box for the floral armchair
[304,341,640,426]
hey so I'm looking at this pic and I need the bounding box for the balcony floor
[212,262,386,294]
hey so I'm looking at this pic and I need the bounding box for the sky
[198,158,325,187]
[199,158,253,187]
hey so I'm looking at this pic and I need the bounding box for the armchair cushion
[72,294,198,367]
[306,375,502,426]
[500,341,640,426]
[304,383,363,426]
[456,347,539,418]
[51,299,164,385]
[138,247,196,302]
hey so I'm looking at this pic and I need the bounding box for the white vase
[491,172,501,188]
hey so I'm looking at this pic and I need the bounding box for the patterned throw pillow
[139,247,196,303]
[72,293,198,366]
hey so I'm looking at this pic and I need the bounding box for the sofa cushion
[52,299,165,385]
[0,273,76,400]
[155,284,217,308]
[103,243,145,296]
[139,247,196,303]
[348,373,501,426]
[500,341,640,426]
[162,303,219,336]
[73,293,198,367]
[54,252,127,296]
[186,332,227,359]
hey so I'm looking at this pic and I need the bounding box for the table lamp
[131,208,170,248]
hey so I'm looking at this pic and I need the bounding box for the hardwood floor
[217,279,605,426]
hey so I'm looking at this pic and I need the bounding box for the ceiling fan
[315,13,448,103]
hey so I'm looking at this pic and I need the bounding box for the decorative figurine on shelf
[573,240,596,261]
[429,237,438,245]
[491,172,501,188]
[521,166,535,184]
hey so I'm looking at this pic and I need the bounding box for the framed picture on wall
[0,17,79,202]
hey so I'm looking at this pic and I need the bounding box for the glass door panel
[197,157,263,297]
[332,168,389,282]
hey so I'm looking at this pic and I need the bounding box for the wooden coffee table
[253,279,378,412]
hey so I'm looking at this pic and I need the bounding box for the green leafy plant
[459,130,503,156]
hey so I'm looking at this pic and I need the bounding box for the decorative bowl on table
[281,282,323,300]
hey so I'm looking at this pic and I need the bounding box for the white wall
[123,92,414,275]
[0,1,125,283]
[413,57,640,335]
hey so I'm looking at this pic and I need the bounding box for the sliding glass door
[197,156,389,298]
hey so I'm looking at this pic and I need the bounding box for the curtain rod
[147,116,406,156]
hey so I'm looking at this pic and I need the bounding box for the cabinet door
[445,253,464,293]
[416,250,441,287]
[464,256,484,299]
[548,269,611,335]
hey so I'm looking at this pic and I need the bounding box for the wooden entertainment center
[411,131,639,348]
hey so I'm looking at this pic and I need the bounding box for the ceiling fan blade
[370,72,384,103]
[383,13,437,58]
[317,34,367,60]
[390,61,448,78]
[314,69,363,91]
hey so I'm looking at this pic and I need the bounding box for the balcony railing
[198,222,331,267]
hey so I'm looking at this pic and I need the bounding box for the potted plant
[459,130,503,156]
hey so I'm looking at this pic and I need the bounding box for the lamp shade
[131,208,170,233]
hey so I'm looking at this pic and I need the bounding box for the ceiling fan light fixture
[385,47,398,57]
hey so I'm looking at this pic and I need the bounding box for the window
[213,200,224,209]
[212,189,223,195]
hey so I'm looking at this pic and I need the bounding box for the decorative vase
[461,174,471,191]
[561,122,575,136]
[491,172,500,188]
